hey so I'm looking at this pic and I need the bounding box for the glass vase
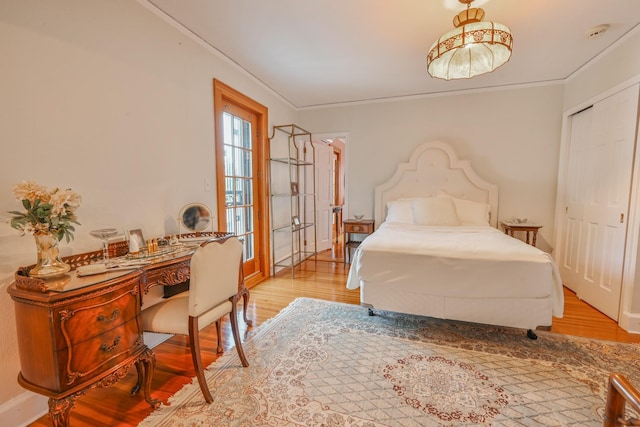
[29,231,71,278]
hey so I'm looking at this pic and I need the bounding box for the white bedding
[347,222,564,321]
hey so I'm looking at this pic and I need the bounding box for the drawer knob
[100,336,121,353]
[97,309,120,324]
[353,226,361,232]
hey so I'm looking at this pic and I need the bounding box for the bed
[346,141,564,335]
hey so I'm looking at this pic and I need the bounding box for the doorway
[315,134,347,262]
[213,79,269,287]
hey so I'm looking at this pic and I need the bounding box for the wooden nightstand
[500,221,543,247]
[343,219,375,263]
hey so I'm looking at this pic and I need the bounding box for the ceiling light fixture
[427,0,513,80]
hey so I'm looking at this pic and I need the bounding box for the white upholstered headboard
[374,141,499,228]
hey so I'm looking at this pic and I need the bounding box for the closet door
[560,84,639,320]
[560,107,592,291]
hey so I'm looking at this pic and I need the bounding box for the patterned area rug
[140,298,640,426]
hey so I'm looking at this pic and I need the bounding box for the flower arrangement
[9,181,81,242]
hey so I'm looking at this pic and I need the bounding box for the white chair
[141,236,249,403]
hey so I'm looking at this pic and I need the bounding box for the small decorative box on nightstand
[343,219,375,263]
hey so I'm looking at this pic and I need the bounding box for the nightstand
[343,219,375,263]
[500,221,543,247]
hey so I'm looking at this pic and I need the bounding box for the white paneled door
[561,107,593,292]
[314,142,333,253]
[559,84,639,320]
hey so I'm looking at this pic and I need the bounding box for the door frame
[213,79,270,287]
[315,131,349,217]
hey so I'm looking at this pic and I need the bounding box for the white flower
[8,181,81,242]
[50,188,82,217]
[12,181,50,204]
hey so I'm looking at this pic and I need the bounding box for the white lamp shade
[427,21,513,80]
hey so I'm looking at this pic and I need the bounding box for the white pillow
[437,194,490,226]
[411,197,460,226]
[386,199,414,223]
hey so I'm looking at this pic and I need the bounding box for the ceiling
[146,0,640,109]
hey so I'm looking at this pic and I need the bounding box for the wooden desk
[109,232,252,325]
[7,234,250,427]
[500,221,543,247]
[343,219,375,263]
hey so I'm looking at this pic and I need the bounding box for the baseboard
[0,332,173,426]
[619,311,640,334]
[0,390,48,427]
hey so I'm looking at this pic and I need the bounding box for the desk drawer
[344,222,373,234]
[57,280,139,349]
[144,260,191,290]
[63,317,142,388]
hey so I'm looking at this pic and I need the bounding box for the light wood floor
[29,249,640,426]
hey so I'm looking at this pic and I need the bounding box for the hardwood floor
[28,248,640,426]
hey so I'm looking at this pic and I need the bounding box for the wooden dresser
[7,268,159,427]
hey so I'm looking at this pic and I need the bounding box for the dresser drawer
[62,317,143,388]
[56,280,139,349]
[344,222,374,234]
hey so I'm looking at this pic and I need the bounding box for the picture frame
[290,182,299,196]
[292,216,301,227]
[127,228,146,252]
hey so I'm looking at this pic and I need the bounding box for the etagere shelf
[269,124,317,277]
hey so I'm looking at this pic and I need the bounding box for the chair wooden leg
[229,296,249,367]
[215,319,223,354]
[188,316,214,404]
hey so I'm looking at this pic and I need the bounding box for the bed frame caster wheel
[526,329,538,340]
[368,308,375,316]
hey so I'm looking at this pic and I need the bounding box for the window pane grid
[222,112,255,262]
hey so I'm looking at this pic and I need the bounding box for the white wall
[0,0,296,410]
[298,84,565,252]
[564,28,640,110]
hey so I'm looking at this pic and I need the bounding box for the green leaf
[10,218,26,229]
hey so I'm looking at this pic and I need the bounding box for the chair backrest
[188,236,242,317]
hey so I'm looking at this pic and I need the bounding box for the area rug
[140,298,640,426]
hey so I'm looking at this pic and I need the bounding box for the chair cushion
[141,292,232,334]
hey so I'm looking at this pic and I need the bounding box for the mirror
[179,203,212,232]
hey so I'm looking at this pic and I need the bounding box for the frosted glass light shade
[427,21,513,80]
